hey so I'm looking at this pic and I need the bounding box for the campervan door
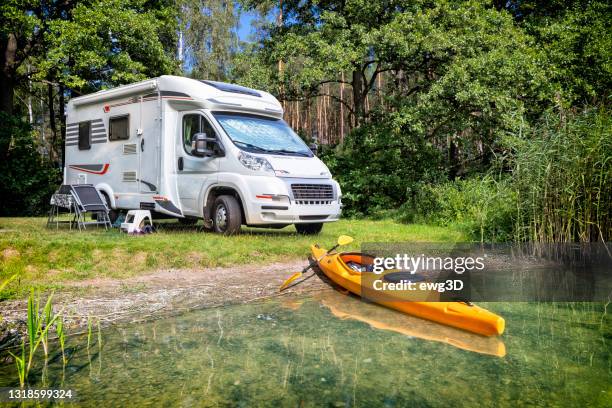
[135,95,160,194]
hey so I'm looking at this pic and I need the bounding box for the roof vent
[200,80,261,98]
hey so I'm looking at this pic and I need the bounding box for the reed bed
[512,107,611,242]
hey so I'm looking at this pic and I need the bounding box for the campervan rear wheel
[295,223,324,235]
[212,195,242,235]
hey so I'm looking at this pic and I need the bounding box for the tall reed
[511,107,611,242]
[9,289,62,386]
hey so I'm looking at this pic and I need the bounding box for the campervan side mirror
[309,143,318,155]
[192,132,214,157]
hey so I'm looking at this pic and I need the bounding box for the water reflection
[310,291,506,357]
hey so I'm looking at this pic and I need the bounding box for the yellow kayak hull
[311,244,505,337]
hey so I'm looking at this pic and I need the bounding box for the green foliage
[40,0,179,93]
[510,107,611,242]
[518,1,612,105]
[55,317,66,365]
[380,0,547,146]
[321,119,445,217]
[8,342,26,387]
[233,43,278,91]
[402,176,516,242]
[1,1,178,216]
[180,0,239,81]
[0,113,61,216]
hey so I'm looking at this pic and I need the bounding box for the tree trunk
[177,29,184,63]
[0,34,18,115]
[352,69,364,126]
[448,134,459,179]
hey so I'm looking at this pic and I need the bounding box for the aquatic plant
[86,315,103,361]
[511,107,611,242]
[9,289,62,386]
[55,318,66,365]
[8,342,26,387]
[97,319,102,352]
[87,316,92,352]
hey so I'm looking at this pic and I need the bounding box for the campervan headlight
[238,151,274,173]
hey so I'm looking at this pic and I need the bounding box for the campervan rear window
[109,115,129,141]
[78,121,91,150]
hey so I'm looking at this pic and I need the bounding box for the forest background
[1,0,610,242]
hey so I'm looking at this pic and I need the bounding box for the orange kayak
[311,244,505,336]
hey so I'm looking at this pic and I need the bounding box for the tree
[244,0,410,126]
[180,0,240,80]
[38,0,179,94]
[0,1,67,115]
[0,112,60,216]
[1,0,179,165]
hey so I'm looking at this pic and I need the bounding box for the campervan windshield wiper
[268,149,311,157]
[233,140,272,153]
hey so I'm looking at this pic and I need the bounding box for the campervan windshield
[213,112,313,157]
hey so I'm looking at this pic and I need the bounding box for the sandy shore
[0,260,333,350]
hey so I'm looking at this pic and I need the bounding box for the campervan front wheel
[212,195,242,235]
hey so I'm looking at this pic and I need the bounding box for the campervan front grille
[291,184,334,205]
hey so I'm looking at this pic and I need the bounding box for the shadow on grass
[154,220,301,237]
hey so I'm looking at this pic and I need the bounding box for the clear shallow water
[0,292,610,407]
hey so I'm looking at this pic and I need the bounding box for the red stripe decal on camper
[68,163,110,175]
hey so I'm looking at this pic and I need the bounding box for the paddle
[279,235,354,291]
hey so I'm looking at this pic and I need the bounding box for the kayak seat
[346,261,374,273]
[340,253,376,275]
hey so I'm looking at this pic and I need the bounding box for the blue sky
[237,4,279,43]
[237,11,257,42]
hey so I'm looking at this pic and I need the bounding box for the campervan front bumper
[241,176,342,225]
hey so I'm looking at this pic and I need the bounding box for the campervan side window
[78,121,91,150]
[182,114,217,155]
[109,115,130,141]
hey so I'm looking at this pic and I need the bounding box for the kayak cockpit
[339,253,376,274]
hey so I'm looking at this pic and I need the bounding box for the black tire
[101,192,119,224]
[295,223,324,235]
[178,217,198,226]
[212,195,242,235]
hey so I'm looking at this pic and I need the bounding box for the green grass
[0,217,466,299]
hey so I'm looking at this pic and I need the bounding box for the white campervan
[64,76,342,234]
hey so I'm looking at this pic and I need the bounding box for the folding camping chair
[47,184,112,230]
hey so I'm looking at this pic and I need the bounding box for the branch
[312,79,352,87]
[365,66,396,95]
